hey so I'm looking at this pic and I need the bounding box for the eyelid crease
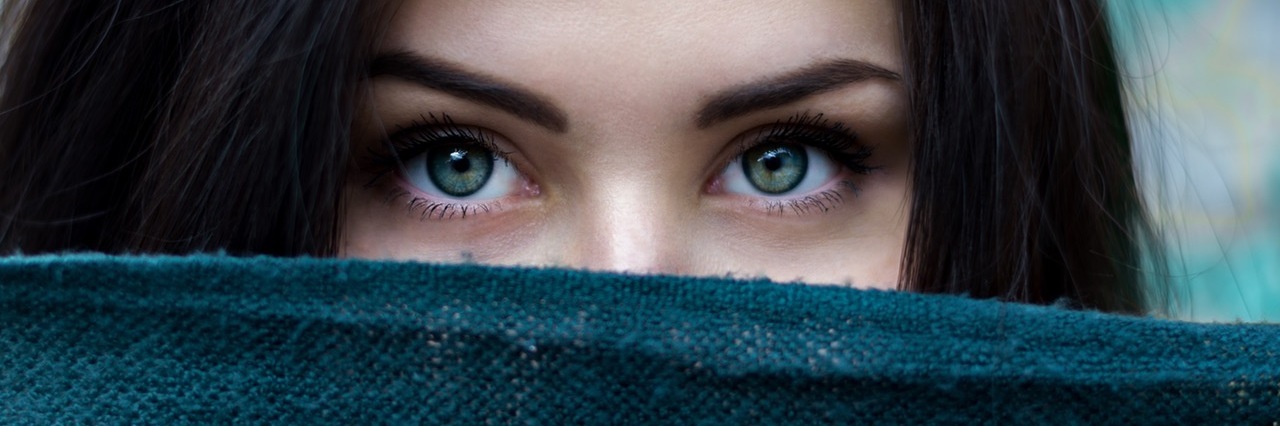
[392,112,513,161]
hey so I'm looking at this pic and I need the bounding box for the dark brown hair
[0,0,1163,313]
[0,0,387,254]
[898,1,1162,313]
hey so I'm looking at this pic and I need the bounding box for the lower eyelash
[412,200,497,220]
[382,186,501,220]
[757,181,859,216]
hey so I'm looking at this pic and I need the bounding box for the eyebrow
[695,59,901,128]
[370,52,570,133]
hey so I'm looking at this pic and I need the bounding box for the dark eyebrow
[696,59,901,128]
[370,52,570,133]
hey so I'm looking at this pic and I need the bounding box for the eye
[722,141,840,197]
[402,143,520,200]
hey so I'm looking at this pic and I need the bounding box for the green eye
[426,146,494,197]
[742,142,808,194]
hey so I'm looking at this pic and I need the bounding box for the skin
[344,0,910,289]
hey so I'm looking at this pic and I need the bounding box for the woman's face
[344,0,910,289]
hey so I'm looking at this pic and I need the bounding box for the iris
[426,146,494,197]
[743,142,808,194]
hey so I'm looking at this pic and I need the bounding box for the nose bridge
[547,95,696,274]
[562,177,687,275]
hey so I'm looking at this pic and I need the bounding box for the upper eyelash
[363,112,512,188]
[365,111,874,194]
[730,112,877,175]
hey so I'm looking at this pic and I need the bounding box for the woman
[0,0,1162,313]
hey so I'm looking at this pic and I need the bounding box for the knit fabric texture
[1,255,1277,424]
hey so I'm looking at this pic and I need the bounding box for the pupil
[762,155,783,172]
[449,150,471,173]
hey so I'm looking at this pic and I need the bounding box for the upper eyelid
[385,119,516,165]
[720,117,861,167]
[378,113,864,188]
[382,121,552,191]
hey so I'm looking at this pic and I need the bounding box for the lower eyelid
[375,179,507,221]
[407,198,502,220]
[757,186,852,216]
[718,177,862,217]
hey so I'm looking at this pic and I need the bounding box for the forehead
[380,0,901,124]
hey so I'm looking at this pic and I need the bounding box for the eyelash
[731,112,874,174]
[364,113,514,220]
[722,112,876,215]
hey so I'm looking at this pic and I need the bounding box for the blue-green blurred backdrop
[1114,0,1279,322]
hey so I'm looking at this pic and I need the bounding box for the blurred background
[1114,0,1279,322]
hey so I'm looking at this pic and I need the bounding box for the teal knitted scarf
[2,255,1277,423]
